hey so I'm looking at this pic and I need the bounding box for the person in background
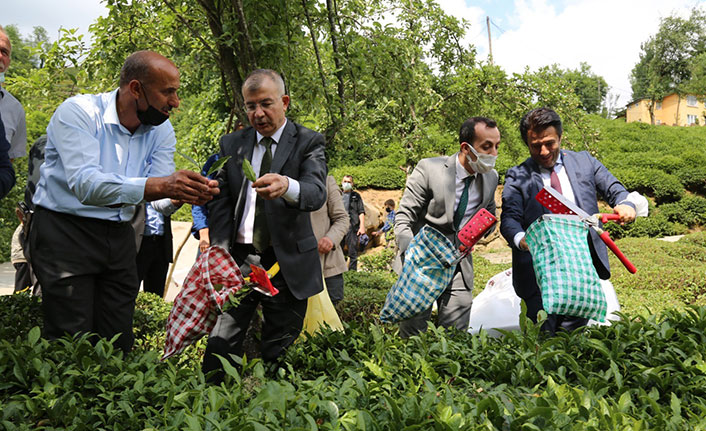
[372,198,396,248]
[0,26,27,161]
[341,174,365,271]
[191,153,220,255]
[311,175,349,305]
[394,116,500,337]
[0,110,15,199]
[133,202,173,297]
[501,107,636,334]
[11,204,31,292]
[30,50,219,353]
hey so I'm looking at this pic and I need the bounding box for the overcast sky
[4,0,705,107]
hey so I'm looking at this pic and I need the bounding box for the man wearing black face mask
[30,51,220,353]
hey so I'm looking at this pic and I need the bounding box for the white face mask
[342,182,352,192]
[0,72,4,84]
[465,144,497,174]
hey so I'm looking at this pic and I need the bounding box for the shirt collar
[256,118,288,144]
[103,89,121,127]
[542,153,564,173]
[455,152,476,182]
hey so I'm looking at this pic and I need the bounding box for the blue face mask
[0,72,5,84]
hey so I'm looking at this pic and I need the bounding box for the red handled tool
[535,186,637,274]
[457,208,497,255]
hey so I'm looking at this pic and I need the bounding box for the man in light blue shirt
[30,51,219,352]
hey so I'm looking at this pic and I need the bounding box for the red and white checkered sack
[162,246,245,360]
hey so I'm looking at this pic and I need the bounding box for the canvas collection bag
[525,214,607,322]
[380,225,461,323]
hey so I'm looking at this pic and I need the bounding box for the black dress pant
[202,244,307,383]
[136,235,169,297]
[29,206,139,353]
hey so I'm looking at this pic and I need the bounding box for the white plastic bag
[468,269,621,336]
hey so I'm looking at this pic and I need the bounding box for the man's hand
[198,228,210,253]
[252,173,289,200]
[519,237,529,251]
[318,236,334,254]
[613,204,636,225]
[145,170,219,206]
[357,226,366,236]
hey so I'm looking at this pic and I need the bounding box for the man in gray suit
[395,117,501,337]
[501,107,635,333]
[203,69,327,381]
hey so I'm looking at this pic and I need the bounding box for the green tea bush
[330,157,406,189]
[358,248,395,272]
[676,166,706,194]
[343,269,396,291]
[612,167,684,204]
[0,294,42,341]
[659,195,706,227]
[604,212,687,239]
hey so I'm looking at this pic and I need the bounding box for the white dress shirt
[454,156,482,227]
[236,119,300,244]
[513,154,575,248]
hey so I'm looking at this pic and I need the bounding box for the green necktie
[252,137,273,252]
[453,176,472,230]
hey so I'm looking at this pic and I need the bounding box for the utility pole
[486,16,493,65]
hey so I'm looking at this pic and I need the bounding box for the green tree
[630,8,706,124]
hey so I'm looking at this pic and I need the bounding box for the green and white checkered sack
[525,214,607,322]
[380,225,461,324]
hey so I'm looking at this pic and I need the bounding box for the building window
[687,95,697,107]
[687,114,698,125]
[656,119,661,125]
[656,102,662,110]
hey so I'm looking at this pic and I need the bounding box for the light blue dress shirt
[33,89,176,222]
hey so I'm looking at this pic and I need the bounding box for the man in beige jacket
[311,175,350,305]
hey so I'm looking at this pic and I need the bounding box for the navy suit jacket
[207,120,327,300]
[500,150,633,299]
[0,111,16,199]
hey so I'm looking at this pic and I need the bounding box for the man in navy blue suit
[501,107,635,333]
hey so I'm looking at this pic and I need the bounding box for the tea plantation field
[1,233,706,429]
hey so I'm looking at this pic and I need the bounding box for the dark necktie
[453,176,472,230]
[550,167,563,194]
[252,137,273,252]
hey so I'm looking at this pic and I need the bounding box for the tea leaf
[206,155,231,176]
[242,158,257,182]
[176,151,201,170]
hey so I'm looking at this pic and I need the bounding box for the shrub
[612,167,684,204]
[330,157,407,189]
[0,294,42,341]
[358,248,396,272]
[343,269,397,291]
[659,195,706,227]
[604,212,687,239]
[676,166,706,194]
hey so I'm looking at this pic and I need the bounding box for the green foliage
[3,234,706,428]
[330,157,407,189]
[611,167,684,204]
[609,234,706,314]
[659,195,706,227]
[605,212,687,239]
[358,249,395,272]
[343,269,397,291]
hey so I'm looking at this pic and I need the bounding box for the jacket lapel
[527,158,549,215]
[271,120,296,174]
[444,154,456,227]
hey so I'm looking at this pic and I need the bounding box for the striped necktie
[252,137,273,252]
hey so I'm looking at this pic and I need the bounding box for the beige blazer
[394,153,498,288]
[311,175,350,277]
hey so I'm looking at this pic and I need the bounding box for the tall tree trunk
[301,0,336,140]
[332,0,357,101]
[325,0,345,119]
[196,0,247,122]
